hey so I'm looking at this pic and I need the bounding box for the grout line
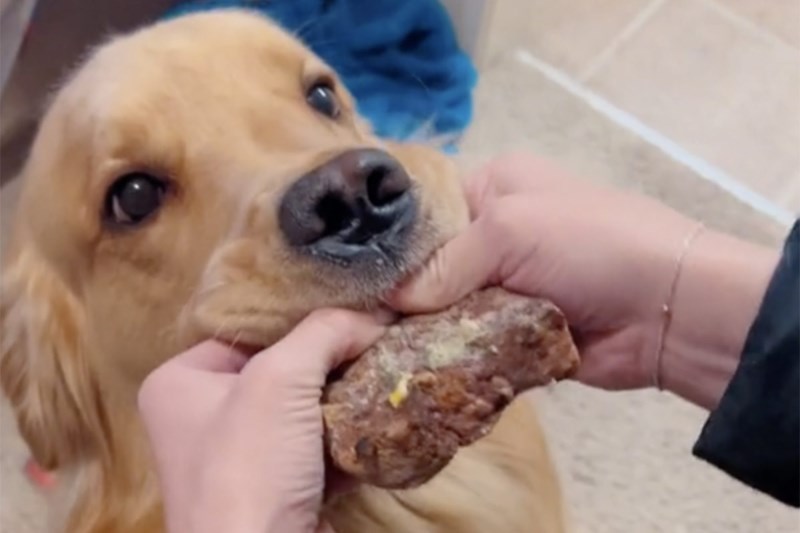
[514,48,796,228]
[578,0,668,82]
[699,0,800,55]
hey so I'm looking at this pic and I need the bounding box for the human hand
[138,310,387,533]
[388,153,705,393]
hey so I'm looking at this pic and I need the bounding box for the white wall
[439,0,495,66]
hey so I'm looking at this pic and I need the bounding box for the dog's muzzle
[278,148,417,266]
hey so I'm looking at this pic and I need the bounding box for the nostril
[279,149,417,252]
[366,166,393,206]
[366,164,410,208]
[316,192,355,236]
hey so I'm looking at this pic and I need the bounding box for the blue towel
[162,0,477,147]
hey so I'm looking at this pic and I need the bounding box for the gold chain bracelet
[653,221,706,390]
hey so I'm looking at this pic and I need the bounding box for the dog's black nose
[278,148,416,261]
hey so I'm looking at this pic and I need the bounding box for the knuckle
[481,198,519,235]
[493,150,540,171]
[411,252,451,309]
[246,348,300,386]
[464,167,493,213]
[466,152,536,208]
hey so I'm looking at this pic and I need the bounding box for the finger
[168,340,250,374]
[462,161,496,220]
[316,521,336,533]
[389,154,567,313]
[568,333,647,391]
[387,218,499,313]
[250,309,386,379]
[289,309,386,371]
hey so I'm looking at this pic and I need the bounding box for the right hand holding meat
[388,152,777,408]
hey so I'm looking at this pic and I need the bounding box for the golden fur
[1,10,568,533]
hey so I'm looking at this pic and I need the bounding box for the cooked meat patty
[322,287,580,489]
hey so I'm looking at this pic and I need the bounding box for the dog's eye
[306,83,340,119]
[106,173,166,226]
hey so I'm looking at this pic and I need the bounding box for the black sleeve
[692,220,799,507]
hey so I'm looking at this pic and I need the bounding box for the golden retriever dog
[1,9,568,533]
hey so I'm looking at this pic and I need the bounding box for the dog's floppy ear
[0,243,108,471]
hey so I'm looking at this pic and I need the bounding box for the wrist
[185,467,317,533]
[184,501,313,533]
[659,228,779,409]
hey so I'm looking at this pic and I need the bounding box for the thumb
[169,340,251,374]
[387,218,499,313]
[244,309,388,386]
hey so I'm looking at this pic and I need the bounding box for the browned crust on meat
[321,287,580,489]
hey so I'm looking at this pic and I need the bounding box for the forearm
[692,221,799,506]
[660,228,779,410]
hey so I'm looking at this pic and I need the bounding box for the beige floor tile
[585,0,800,213]
[485,0,650,75]
[463,54,787,246]
[0,399,47,533]
[720,0,800,49]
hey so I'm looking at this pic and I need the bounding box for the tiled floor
[487,0,800,217]
[724,0,800,48]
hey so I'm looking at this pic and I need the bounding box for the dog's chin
[288,210,439,296]
[188,228,439,352]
